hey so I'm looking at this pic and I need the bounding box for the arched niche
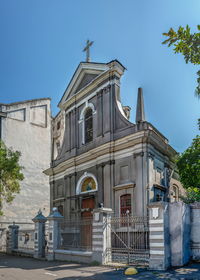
[76,172,98,195]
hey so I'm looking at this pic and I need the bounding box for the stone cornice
[44,128,176,177]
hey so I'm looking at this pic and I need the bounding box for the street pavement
[1,253,200,279]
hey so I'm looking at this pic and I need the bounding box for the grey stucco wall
[190,203,200,260]
[169,202,190,266]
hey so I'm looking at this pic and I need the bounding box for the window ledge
[113,182,135,191]
[53,197,65,202]
[153,184,167,191]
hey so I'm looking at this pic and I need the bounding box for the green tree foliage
[181,187,200,204]
[162,25,200,96]
[0,141,24,215]
[163,25,200,202]
[177,136,200,203]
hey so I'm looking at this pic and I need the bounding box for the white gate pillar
[92,207,113,264]
[148,202,170,270]
[46,207,64,261]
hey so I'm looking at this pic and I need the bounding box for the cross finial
[83,39,94,62]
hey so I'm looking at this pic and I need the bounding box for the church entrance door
[81,197,95,218]
[80,197,94,249]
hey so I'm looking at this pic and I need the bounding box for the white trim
[59,63,109,106]
[76,172,98,195]
[149,227,163,232]
[149,219,163,224]
[79,103,95,145]
[150,243,164,247]
[79,102,95,121]
[54,249,92,256]
[92,235,103,241]
[93,222,103,227]
[92,247,103,251]
[149,235,164,240]
[93,228,103,233]
[93,241,103,246]
[92,235,103,239]
[150,250,164,255]
[65,80,113,115]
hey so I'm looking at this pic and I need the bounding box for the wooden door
[81,197,94,248]
[81,197,95,217]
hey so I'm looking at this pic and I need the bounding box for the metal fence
[17,227,35,253]
[107,215,149,265]
[59,217,92,251]
[0,222,35,254]
[0,228,8,252]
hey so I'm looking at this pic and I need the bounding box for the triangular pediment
[75,73,99,94]
[58,62,109,108]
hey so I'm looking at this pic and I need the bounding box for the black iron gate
[107,215,149,265]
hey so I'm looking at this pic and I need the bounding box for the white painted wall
[0,99,51,224]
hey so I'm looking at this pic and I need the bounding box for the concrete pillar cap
[47,207,64,220]
[32,209,47,223]
[93,207,113,214]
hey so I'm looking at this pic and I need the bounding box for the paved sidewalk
[1,254,200,279]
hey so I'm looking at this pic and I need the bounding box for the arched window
[120,194,131,216]
[84,108,93,143]
[76,172,98,195]
[171,185,179,202]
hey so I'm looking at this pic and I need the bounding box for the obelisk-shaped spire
[136,87,145,123]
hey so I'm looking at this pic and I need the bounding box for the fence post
[148,202,170,270]
[32,210,47,259]
[46,207,64,261]
[7,223,19,254]
[92,207,113,264]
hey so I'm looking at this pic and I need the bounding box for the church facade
[45,59,181,219]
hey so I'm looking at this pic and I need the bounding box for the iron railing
[17,227,35,252]
[108,215,149,265]
[59,217,93,251]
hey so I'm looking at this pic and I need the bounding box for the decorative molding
[53,197,66,202]
[96,159,115,169]
[45,131,175,180]
[113,182,135,191]
[133,151,144,158]
[76,172,98,195]
[153,184,167,191]
[148,152,155,159]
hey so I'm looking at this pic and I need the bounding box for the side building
[0,98,51,226]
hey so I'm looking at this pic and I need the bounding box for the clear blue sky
[0,0,199,153]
